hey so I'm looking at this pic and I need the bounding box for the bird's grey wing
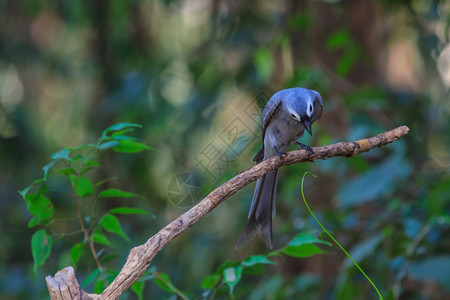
[311,91,323,122]
[253,96,282,162]
[261,96,282,140]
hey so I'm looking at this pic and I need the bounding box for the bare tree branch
[46,125,410,300]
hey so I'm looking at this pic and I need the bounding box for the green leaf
[71,155,84,162]
[201,274,221,290]
[28,217,38,228]
[57,167,76,176]
[105,122,142,133]
[109,207,149,215]
[82,268,100,288]
[95,177,118,188]
[70,242,85,267]
[69,175,94,197]
[153,272,175,293]
[51,149,71,161]
[241,264,265,275]
[109,134,137,141]
[92,232,114,247]
[216,260,238,274]
[42,160,58,179]
[19,184,33,199]
[287,232,333,247]
[94,279,105,294]
[280,232,331,258]
[99,123,142,143]
[131,281,145,300]
[100,214,129,242]
[31,229,52,273]
[19,179,45,199]
[85,160,101,168]
[98,188,137,198]
[113,139,151,153]
[97,140,120,150]
[282,244,327,258]
[26,193,54,223]
[111,128,135,137]
[223,265,242,295]
[241,255,277,267]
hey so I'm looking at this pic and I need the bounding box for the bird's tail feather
[235,169,278,250]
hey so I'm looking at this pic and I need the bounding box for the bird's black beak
[302,117,312,136]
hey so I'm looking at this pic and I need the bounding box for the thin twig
[208,280,225,300]
[73,175,104,273]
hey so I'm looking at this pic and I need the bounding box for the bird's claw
[295,142,313,157]
[274,147,287,159]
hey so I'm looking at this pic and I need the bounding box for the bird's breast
[265,117,304,149]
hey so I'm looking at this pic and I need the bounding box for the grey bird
[235,87,323,250]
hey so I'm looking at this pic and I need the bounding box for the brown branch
[45,125,410,300]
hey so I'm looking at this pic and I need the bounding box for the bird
[235,87,323,250]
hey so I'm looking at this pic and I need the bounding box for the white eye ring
[290,113,298,120]
[309,104,313,113]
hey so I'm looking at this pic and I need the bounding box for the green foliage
[25,191,53,228]
[70,242,85,266]
[109,207,150,215]
[31,229,52,273]
[131,280,146,300]
[100,214,130,242]
[276,232,332,258]
[199,233,332,298]
[20,123,153,285]
[253,48,274,82]
[69,175,94,197]
[326,29,360,76]
[98,188,138,198]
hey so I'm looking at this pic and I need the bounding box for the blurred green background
[1,0,449,299]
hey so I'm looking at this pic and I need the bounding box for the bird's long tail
[235,169,278,250]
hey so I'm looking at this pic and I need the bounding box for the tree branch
[46,125,410,300]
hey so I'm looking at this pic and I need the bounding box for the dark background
[0,0,449,299]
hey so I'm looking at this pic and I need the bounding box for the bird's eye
[309,104,313,112]
[290,113,297,120]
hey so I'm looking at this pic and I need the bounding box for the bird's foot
[295,142,313,157]
[274,147,287,159]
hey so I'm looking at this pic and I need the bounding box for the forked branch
[46,125,410,300]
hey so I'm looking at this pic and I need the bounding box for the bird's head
[286,88,322,136]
